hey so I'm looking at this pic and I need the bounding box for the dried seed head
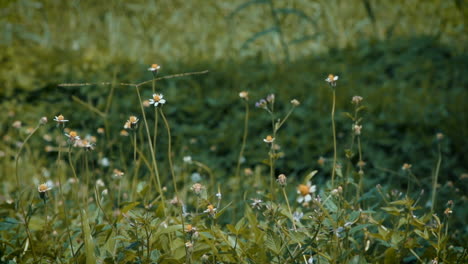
[277,174,287,186]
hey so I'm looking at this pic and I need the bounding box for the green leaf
[265,231,282,255]
[121,202,140,214]
[81,209,97,264]
[381,206,403,216]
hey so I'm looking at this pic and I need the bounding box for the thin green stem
[431,142,442,213]
[235,100,249,180]
[331,89,337,187]
[134,85,165,212]
[357,135,363,202]
[56,144,77,263]
[14,123,41,260]
[275,105,296,132]
[159,108,189,258]
[281,187,297,231]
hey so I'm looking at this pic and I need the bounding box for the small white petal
[304,194,312,202]
[334,76,339,81]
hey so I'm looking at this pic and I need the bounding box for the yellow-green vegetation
[0,0,467,263]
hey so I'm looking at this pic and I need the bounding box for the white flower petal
[304,194,312,202]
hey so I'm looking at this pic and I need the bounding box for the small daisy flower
[325,74,339,86]
[352,96,363,105]
[143,100,151,107]
[112,169,124,179]
[251,198,263,210]
[444,208,453,216]
[402,163,412,171]
[255,99,267,109]
[74,139,95,151]
[436,133,444,140]
[96,179,105,187]
[204,204,217,216]
[97,127,105,134]
[148,64,161,72]
[124,120,131,129]
[185,241,193,249]
[149,93,166,107]
[54,114,69,126]
[120,130,129,136]
[129,115,138,123]
[263,135,275,143]
[290,99,300,106]
[38,181,53,193]
[65,131,80,143]
[183,156,192,164]
[39,117,48,125]
[297,182,316,203]
[185,224,197,233]
[191,183,204,195]
[266,94,275,103]
[293,211,304,223]
[12,121,22,129]
[239,91,249,100]
[353,124,362,135]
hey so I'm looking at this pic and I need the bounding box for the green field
[0,0,467,263]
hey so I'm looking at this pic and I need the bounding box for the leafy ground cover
[0,0,467,263]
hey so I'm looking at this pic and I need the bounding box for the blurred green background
[1,0,467,197]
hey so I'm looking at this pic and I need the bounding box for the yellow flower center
[298,184,309,196]
[266,135,273,141]
[129,116,138,123]
[69,131,77,138]
[153,95,161,101]
[207,204,214,211]
[328,74,335,81]
[58,115,64,121]
[38,184,48,192]
[186,224,193,232]
[151,64,159,69]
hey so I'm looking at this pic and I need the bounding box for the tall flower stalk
[134,85,165,211]
[326,74,339,187]
[235,91,249,181]
[431,133,443,213]
[256,96,299,199]
[14,118,46,260]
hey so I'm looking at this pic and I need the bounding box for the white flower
[65,131,80,142]
[204,204,217,215]
[293,211,304,222]
[239,91,248,99]
[96,179,105,187]
[325,74,339,86]
[38,181,53,193]
[263,135,275,143]
[149,93,166,107]
[251,198,263,210]
[183,156,192,164]
[148,64,161,72]
[297,182,316,203]
[54,114,69,123]
[100,157,110,167]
